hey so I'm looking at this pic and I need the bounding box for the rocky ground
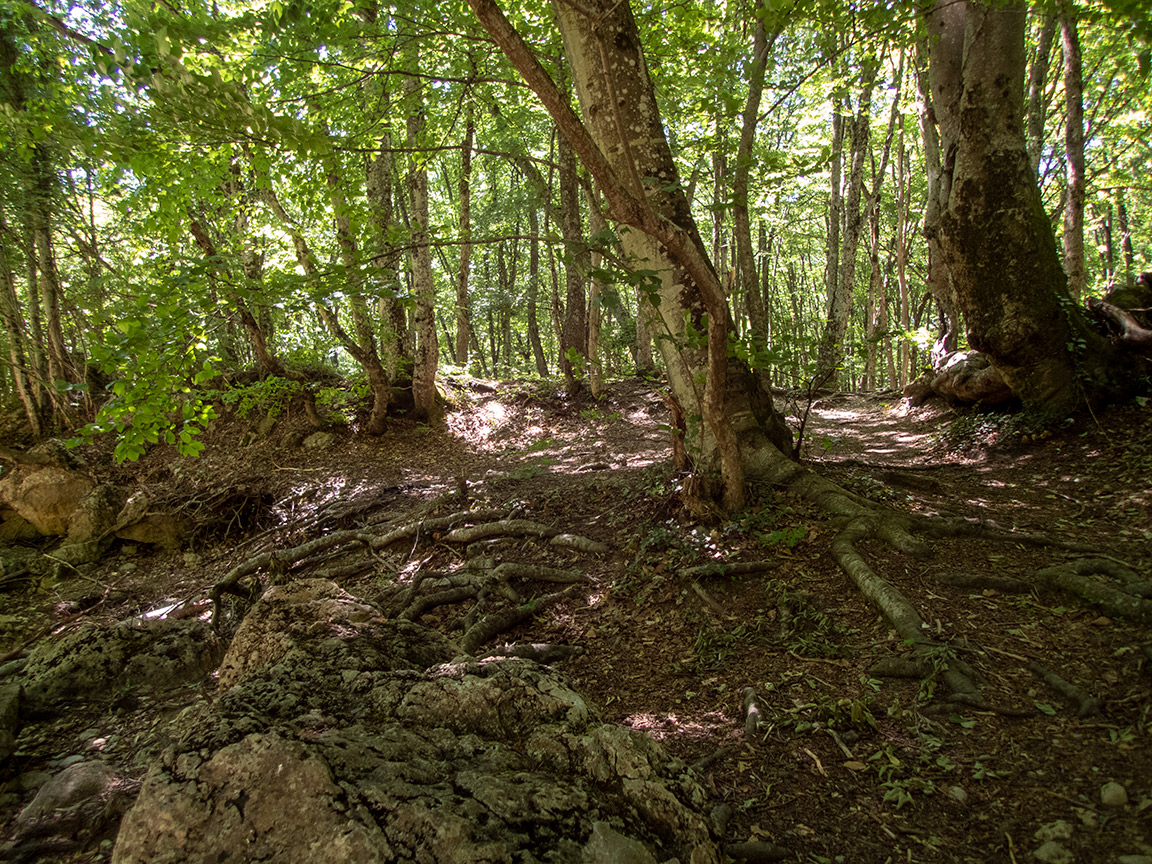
[0,376,1149,863]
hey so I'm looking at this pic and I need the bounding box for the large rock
[67,484,128,544]
[112,579,720,864]
[904,351,1014,406]
[0,466,94,535]
[20,619,225,711]
[0,683,19,768]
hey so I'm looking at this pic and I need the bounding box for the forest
[0,0,1151,862]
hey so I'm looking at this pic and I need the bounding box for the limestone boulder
[112,579,721,864]
[20,619,225,711]
[0,466,94,536]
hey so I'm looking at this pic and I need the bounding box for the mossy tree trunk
[928,0,1121,413]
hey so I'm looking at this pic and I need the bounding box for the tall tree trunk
[916,38,961,364]
[31,152,75,397]
[928,0,1117,412]
[526,204,549,376]
[587,193,606,397]
[455,105,475,366]
[822,101,845,367]
[1026,13,1058,178]
[325,152,394,434]
[1116,192,1134,286]
[468,0,793,508]
[364,111,410,382]
[558,132,588,395]
[817,63,875,385]
[1060,3,1086,300]
[0,214,41,436]
[733,10,771,345]
[404,58,440,424]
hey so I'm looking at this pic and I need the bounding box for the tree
[927,0,1123,413]
[467,0,792,509]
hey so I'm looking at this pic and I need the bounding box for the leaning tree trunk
[928,0,1118,412]
[467,0,792,508]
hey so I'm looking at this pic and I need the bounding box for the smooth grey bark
[1026,13,1058,178]
[915,39,961,363]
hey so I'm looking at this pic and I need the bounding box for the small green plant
[219,376,303,419]
[316,379,368,424]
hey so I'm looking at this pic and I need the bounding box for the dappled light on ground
[3,379,1151,864]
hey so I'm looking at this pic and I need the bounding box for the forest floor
[2,375,1151,864]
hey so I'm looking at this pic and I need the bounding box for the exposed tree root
[724,840,791,862]
[1029,661,1102,717]
[210,503,604,637]
[1036,559,1152,623]
[479,642,585,663]
[746,448,1120,712]
[460,585,581,654]
[681,561,777,579]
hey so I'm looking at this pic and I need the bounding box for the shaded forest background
[1,0,1150,460]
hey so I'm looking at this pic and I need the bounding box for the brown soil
[2,378,1151,863]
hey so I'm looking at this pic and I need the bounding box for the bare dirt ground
[2,377,1150,863]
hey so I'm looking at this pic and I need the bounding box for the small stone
[183,552,203,566]
[1034,820,1074,842]
[947,785,968,805]
[120,561,137,573]
[303,431,336,450]
[1032,840,1074,864]
[1101,781,1129,807]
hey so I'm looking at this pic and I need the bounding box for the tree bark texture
[733,11,771,346]
[1060,4,1086,300]
[817,62,875,386]
[928,0,1118,412]
[456,106,475,366]
[467,0,793,506]
[404,57,441,424]
[558,132,588,395]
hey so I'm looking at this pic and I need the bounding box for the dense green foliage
[0,0,1148,457]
